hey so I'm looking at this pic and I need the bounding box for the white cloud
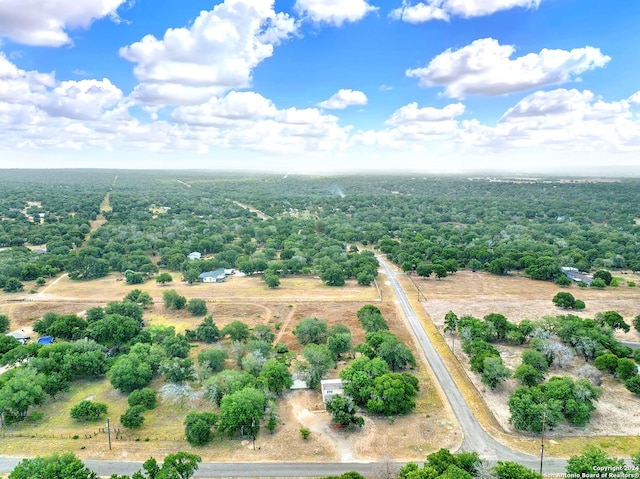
[0,0,127,47]
[40,79,123,121]
[119,0,296,106]
[406,38,610,99]
[172,91,276,125]
[318,89,368,109]
[386,102,465,124]
[390,0,540,23]
[294,0,377,26]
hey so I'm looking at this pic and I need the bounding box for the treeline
[3,172,640,292]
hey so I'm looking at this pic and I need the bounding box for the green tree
[9,453,97,479]
[0,314,10,333]
[160,357,196,384]
[0,367,46,423]
[634,315,640,333]
[293,317,328,345]
[298,344,335,389]
[258,358,293,396]
[70,400,107,422]
[198,347,228,373]
[521,349,548,374]
[493,461,542,479]
[326,394,364,429]
[123,289,154,308]
[514,364,543,387]
[88,314,141,346]
[221,321,250,342]
[110,355,153,393]
[252,324,275,344]
[327,332,352,360]
[366,372,419,415]
[444,311,459,352]
[163,289,186,310]
[218,387,266,437]
[566,446,624,475]
[598,311,630,332]
[264,273,280,288]
[593,270,613,286]
[184,412,218,446]
[120,405,145,429]
[128,388,157,410]
[481,356,510,389]
[616,358,638,381]
[321,265,345,286]
[591,278,607,289]
[594,353,619,374]
[3,277,24,293]
[432,264,447,280]
[356,305,388,332]
[187,298,208,316]
[156,272,173,285]
[625,376,640,395]
[194,316,220,343]
[158,452,202,479]
[416,264,432,278]
[162,333,190,358]
[552,291,576,309]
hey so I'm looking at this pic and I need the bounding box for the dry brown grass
[415,270,640,457]
[0,271,456,463]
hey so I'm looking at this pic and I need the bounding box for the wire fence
[0,429,184,442]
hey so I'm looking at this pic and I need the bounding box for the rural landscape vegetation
[2,170,640,478]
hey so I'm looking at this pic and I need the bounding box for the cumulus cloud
[0,0,127,47]
[390,0,540,23]
[119,0,297,106]
[386,102,464,124]
[318,89,368,109]
[294,0,377,26]
[406,38,610,99]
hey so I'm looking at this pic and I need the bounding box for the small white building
[188,252,202,260]
[320,379,344,407]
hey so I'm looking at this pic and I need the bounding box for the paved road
[376,256,570,474]
[0,457,384,478]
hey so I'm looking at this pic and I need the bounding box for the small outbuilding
[187,252,202,260]
[6,330,30,345]
[320,379,344,407]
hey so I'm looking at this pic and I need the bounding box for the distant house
[561,267,593,285]
[224,268,235,276]
[320,379,344,407]
[187,252,202,260]
[199,268,226,283]
[6,330,30,345]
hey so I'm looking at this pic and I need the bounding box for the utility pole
[106,417,111,450]
[539,411,546,476]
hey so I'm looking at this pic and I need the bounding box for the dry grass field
[416,270,640,456]
[0,271,459,463]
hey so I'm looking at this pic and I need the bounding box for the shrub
[70,400,107,422]
[127,388,157,410]
[187,299,208,316]
[121,405,145,429]
[300,427,310,439]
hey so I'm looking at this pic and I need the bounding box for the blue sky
[0,0,639,174]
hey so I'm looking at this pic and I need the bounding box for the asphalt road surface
[376,256,569,474]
